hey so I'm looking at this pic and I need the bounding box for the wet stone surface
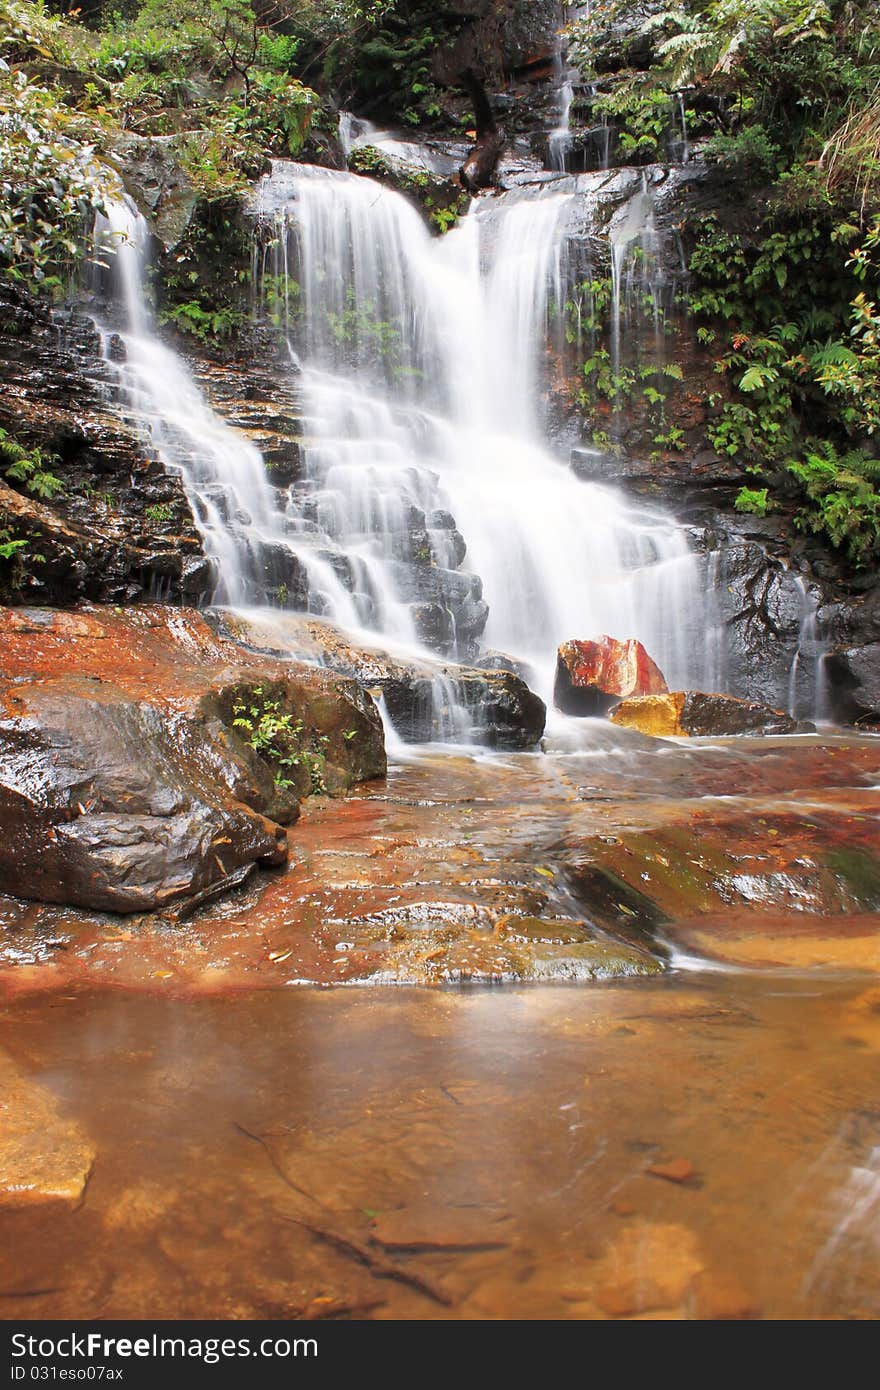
[0,723,877,1319]
[0,723,877,990]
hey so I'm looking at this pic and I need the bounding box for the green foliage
[591,77,676,164]
[231,687,330,793]
[144,502,173,524]
[325,285,402,366]
[735,485,774,514]
[0,69,107,291]
[786,441,880,564]
[160,297,244,340]
[0,427,63,499]
[0,535,28,561]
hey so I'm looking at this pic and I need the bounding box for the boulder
[212,609,546,750]
[347,145,469,234]
[609,691,803,737]
[554,635,668,716]
[0,607,385,913]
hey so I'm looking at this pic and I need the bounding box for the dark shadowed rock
[555,635,668,716]
[824,644,880,726]
[0,607,385,913]
[609,691,804,737]
[0,281,205,606]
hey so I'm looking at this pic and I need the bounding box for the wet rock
[0,607,385,913]
[114,132,201,251]
[473,649,536,683]
[348,145,469,233]
[609,691,802,737]
[0,281,205,606]
[370,1205,512,1252]
[647,1157,696,1184]
[0,1051,94,1206]
[593,1222,704,1317]
[555,635,668,716]
[212,609,546,749]
[824,644,880,725]
[591,0,668,74]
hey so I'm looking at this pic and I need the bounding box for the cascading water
[787,576,830,723]
[92,196,359,619]
[256,160,710,708]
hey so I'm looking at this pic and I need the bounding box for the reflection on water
[1,973,879,1319]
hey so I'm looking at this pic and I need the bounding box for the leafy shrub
[0,71,107,291]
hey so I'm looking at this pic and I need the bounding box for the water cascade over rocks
[92,155,721,742]
[254,160,714,714]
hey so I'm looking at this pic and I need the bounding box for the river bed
[1,731,879,1319]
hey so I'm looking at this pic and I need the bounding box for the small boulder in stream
[0,607,385,914]
[554,635,668,716]
[609,690,803,737]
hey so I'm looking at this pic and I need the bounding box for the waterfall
[787,576,830,723]
[92,197,358,619]
[256,162,709,702]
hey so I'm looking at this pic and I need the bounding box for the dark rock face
[0,281,206,606]
[555,635,668,716]
[705,540,808,709]
[824,644,880,725]
[212,609,546,749]
[609,691,803,737]
[381,670,545,749]
[0,607,386,913]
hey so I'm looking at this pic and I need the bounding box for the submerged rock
[609,691,803,737]
[0,607,385,913]
[212,609,547,749]
[555,635,668,716]
[0,1050,94,1206]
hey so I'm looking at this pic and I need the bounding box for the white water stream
[255,161,710,705]
[93,156,719,738]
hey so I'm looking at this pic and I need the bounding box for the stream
[1,60,878,1321]
[1,731,879,1318]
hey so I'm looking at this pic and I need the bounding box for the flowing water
[254,161,710,704]
[2,734,879,1319]
[6,111,875,1322]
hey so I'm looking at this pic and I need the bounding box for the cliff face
[0,280,207,606]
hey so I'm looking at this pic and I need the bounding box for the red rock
[554,635,668,716]
[647,1157,695,1184]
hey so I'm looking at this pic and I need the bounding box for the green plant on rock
[144,501,173,524]
[0,427,63,500]
[591,76,675,164]
[0,532,27,562]
[786,441,880,565]
[325,285,402,367]
[231,688,330,793]
[735,485,774,515]
[160,297,245,341]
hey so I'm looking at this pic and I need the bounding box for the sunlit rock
[554,635,668,716]
[609,690,802,737]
